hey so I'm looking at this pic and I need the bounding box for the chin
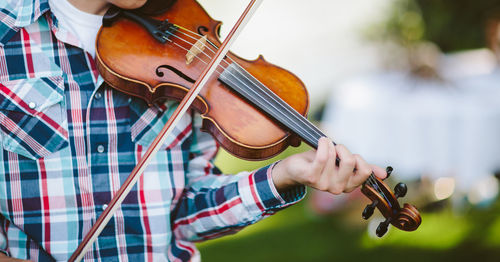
[109,0,148,9]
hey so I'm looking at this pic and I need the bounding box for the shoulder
[0,0,55,81]
[0,16,60,82]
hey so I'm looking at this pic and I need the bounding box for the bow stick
[69,1,263,260]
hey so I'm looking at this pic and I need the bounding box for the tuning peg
[394,182,407,198]
[384,166,393,180]
[362,200,378,220]
[376,217,391,237]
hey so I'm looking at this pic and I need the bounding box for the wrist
[271,160,299,192]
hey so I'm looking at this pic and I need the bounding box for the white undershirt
[48,0,103,57]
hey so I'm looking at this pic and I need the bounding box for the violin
[99,0,421,235]
[71,0,421,260]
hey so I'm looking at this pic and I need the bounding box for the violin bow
[69,0,263,261]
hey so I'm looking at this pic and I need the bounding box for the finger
[371,164,387,180]
[346,154,372,190]
[309,137,330,183]
[316,139,337,191]
[331,144,355,193]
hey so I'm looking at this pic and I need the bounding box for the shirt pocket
[129,98,193,150]
[0,76,68,160]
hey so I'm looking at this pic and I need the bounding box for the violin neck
[219,63,326,149]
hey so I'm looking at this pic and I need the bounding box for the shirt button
[97,144,105,153]
[95,92,102,99]
[28,102,36,110]
[102,204,108,211]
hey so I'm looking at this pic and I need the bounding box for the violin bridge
[186,35,207,65]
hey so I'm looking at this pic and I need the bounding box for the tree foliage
[416,0,500,52]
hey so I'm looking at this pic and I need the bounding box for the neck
[67,0,110,15]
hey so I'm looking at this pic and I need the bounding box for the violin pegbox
[360,167,422,237]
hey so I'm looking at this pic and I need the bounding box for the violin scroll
[360,167,422,237]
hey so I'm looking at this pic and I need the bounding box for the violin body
[96,0,309,160]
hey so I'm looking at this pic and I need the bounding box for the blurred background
[195,0,500,261]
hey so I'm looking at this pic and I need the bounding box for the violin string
[157,32,322,144]
[173,25,233,67]
[164,26,391,201]
[173,25,220,57]
[218,70,319,145]
[233,68,322,139]
[162,26,324,143]
[159,30,227,75]
[171,25,326,140]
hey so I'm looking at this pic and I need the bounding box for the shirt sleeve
[171,113,306,242]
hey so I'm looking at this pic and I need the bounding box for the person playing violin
[0,0,387,261]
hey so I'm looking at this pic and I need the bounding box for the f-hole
[156,65,196,83]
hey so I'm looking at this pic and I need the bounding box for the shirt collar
[0,0,50,46]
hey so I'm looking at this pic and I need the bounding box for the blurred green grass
[196,147,500,262]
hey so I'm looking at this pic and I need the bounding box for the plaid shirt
[0,0,305,261]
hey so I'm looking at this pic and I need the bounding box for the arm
[171,115,305,242]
